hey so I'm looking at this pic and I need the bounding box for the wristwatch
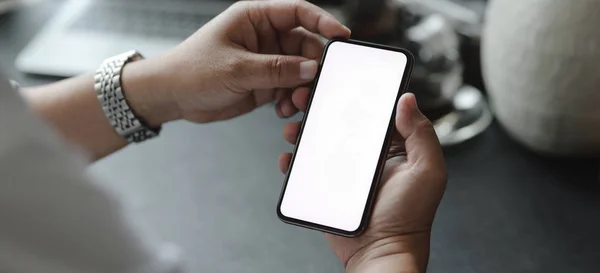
[94,50,161,143]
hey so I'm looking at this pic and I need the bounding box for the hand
[123,0,351,126]
[278,93,447,273]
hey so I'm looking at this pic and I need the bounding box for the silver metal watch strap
[94,50,161,143]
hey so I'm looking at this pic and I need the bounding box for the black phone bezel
[276,38,415,237]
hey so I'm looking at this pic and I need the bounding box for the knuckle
[413,118,439,141]
[274,0,299,8]
[415,117,435,132]
[289,0,302,8]
[268,56,286,84]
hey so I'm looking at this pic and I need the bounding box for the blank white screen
[279,41,409,232]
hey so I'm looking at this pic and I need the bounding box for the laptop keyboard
[69,3,216,40]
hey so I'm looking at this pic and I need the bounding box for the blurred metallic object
[434,85,493,146]
[345,0,490,146]
[406,15,460,65]
[406,15,492,145]
[395,0,485,38]
[404,14,463,120]
[397,0,487,93]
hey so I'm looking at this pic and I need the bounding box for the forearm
[20,58,180,161]
[21,74,127,160]
[346,234,430,273]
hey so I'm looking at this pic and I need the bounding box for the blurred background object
[433,85,493,146]
[0,0,39,14]
[483,0,600,156]
[404,13,462,120]
[397,0,485,37]
[14,0,491,147]
[15,0,491,146]
[14,0,344,77]
[16,0,233,76]
[345,0,490,146]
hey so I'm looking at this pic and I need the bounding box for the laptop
[15,0,343,77]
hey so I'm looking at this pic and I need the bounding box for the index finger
[247,0,351,39]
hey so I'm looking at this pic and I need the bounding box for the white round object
[482,0,600,155]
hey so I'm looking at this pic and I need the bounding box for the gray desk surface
[2,1,600,272]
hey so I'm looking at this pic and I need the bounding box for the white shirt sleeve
[0,78,183,273]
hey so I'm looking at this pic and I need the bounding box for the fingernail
[300,60,318,81]
[343,25,351,35]
[406,93,429,127]
[405,93,418,113]
[397,93,418,121]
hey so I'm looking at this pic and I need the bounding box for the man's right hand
[122,0,351,126]
[278,93,447,273]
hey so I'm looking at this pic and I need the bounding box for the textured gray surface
[91,111,342,273]
[3,1,600,272]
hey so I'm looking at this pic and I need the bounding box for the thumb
[395,93,445,173]
[248,54,318,89]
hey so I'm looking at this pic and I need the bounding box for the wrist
[121,57,181,128]
[346,233,430,273]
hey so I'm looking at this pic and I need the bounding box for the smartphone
[276,39,414,237]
